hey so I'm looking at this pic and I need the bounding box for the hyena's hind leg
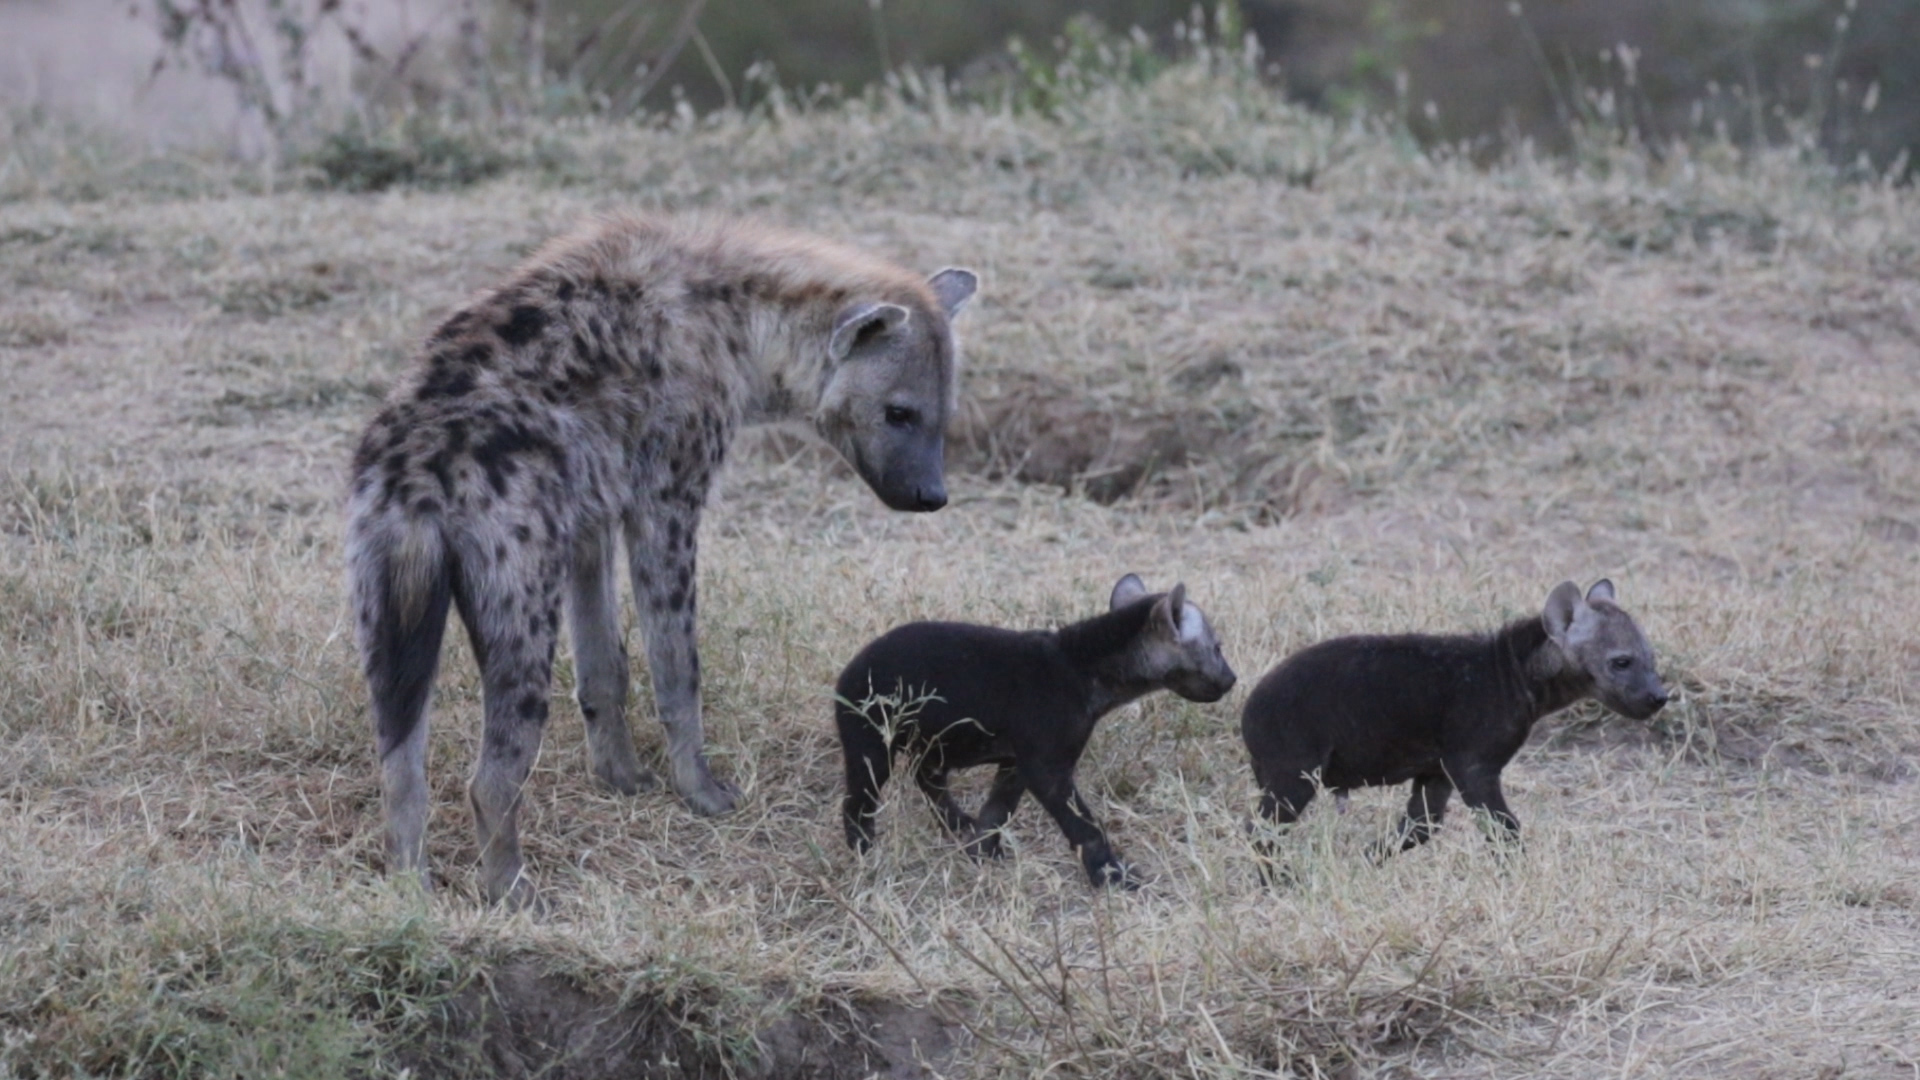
[455,542,565,909]
[350,519,455,890]
[567,520,653,795]
[625,500,737,816]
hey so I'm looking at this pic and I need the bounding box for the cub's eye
[1609,656,1634,671]
[884,405,917,428]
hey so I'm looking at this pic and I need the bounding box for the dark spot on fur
[513,524,531,543]
[424,450,456,499]
[418,361,475,401]
[667,587,686,612]
[666,518,682,550]
[462,343,494,366]
[495,542,508,561]
[689,280,735,305]
[497,305,548,347]
[473,423,553,496]
[557,281,575,302]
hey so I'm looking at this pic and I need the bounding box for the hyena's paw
[485,868,545,915]
[672,755,740,816]
[594,759,661,797]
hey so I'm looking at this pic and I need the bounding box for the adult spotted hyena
[346,214,977,905]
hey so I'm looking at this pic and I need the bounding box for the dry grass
[2,61,1918,1078]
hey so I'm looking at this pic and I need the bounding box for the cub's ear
[1159,582,1188,633]
[927,268,978,318]
[1585,579,1617,605]
[1542,580,1583,647]
[1110,573,1149,611]
[829,301,910,361]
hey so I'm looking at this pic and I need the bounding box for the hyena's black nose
[911,485,947,512]
[1650,690,1671,710]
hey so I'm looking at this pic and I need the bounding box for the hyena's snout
[867,434,948,512]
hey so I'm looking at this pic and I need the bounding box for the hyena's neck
[1055,601,1161,719]
[737,300,837,422]
[586,217,932,425]
[1499,617,1593,721]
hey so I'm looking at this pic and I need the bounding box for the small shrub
[305,118,513,193]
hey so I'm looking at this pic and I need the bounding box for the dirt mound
[948,370,1338,518]
[402,963,962,1080]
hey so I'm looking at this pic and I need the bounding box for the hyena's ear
[1542,580,1584,648]
[928,268,978,318]
[1110,573,1149,610]
[1585,579,1617,606]
[829,301,910,362]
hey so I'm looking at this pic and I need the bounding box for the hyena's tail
[349,515,455,758]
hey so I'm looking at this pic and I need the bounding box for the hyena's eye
[884,405,918,429]
[1609,656,1634,671]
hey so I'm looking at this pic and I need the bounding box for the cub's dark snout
[1172,667,1235,703]
[1628,684,1670,720]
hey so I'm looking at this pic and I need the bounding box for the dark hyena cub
[1241,580,1668,877]
[347,214,976,906]
[836,574,1237,888]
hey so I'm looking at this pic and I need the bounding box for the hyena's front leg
[626,502,738,816]
[459,552,564,909]
[567,520,653,795]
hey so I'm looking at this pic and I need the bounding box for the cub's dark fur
[1241,580,1668,878]
[836,574,1237,887]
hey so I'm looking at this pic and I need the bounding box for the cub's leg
[914,759,979,841]
[837,701,893,852]
[1447,759,1522,854]
[1369,773,1455,861]
[1026,768,1132,888]
[1249,762,1318,886]
[967,764,1025,859]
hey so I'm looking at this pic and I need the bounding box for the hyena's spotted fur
[347,215,976,906]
